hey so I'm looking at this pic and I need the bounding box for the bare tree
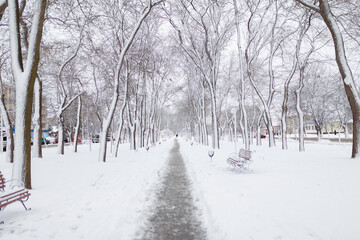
[98,0,163,162]
[14,0,45,160]
[303,65,335,141]
[166,0,233,149]
[244,0,279,148]
[295,0,360,157]
[233,0,249,150]
[183,60,208,145]
[281,11,312,150]
[9,0,46,189]
[56,35,83,155]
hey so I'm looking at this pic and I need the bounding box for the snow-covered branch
[0,0,7,21]
[61,92,83,113]
[23,0,46,77]
[99,0,158,161]
[58,29,83,95]
[8,1,24,75]
[113,2,153,90]
[295,0,320,12]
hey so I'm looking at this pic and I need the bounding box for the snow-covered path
[138,139,207,240]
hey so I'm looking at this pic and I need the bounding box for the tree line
[0,0,359,189]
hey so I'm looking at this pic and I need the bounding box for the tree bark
[295,83,305,151]
[73,95,82,153]
[114,101,127,157]
[0,0,7,21]
[209,87,219,149]
[10,0,46,189]
[32,77,42,158]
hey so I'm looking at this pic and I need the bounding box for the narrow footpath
[138,139,207,240]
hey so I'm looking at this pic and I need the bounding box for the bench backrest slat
[238,149,252,160]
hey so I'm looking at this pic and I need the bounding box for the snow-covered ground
[0,141,172,240]
[1,138,360,240]
[181,138,360,240]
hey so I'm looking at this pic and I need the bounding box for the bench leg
[0,207,4,224]
[20,200,31,211]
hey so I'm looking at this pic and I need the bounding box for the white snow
[1,138,360,240]
[0,141,171,240]
[180,138,360,240]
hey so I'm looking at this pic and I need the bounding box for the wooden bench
[0,171,31,223]
[227,149,252,169]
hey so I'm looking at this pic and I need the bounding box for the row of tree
[0,0,175,189]
[170,0,359,156]
[0,0,359,189]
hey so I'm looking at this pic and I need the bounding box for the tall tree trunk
[233,0,249,150]
[316,127,322,141]
[32,77,42,158]
[295,85,305,151]
[73,95,82,153]
[201,86,208,146]
[129,125,136,150]
[249,126,253,145]
[209,86,219,149]
[114,101,126,157]
[127,104,137,151]
[57,118,65,154]
[256,114,262,146]
[320,1,360,158]
[345,123,349,138]
[10,0,46,189]
[281,58,297,150]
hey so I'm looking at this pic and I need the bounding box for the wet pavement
[137,140,207,240]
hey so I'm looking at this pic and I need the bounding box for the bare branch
[61,92,83,112]
[58,27,84,96]
[295,0,320,12]
[0,0,7,21]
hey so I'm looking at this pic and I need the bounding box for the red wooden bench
[227,149,252,169]
[0,171,31,223]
